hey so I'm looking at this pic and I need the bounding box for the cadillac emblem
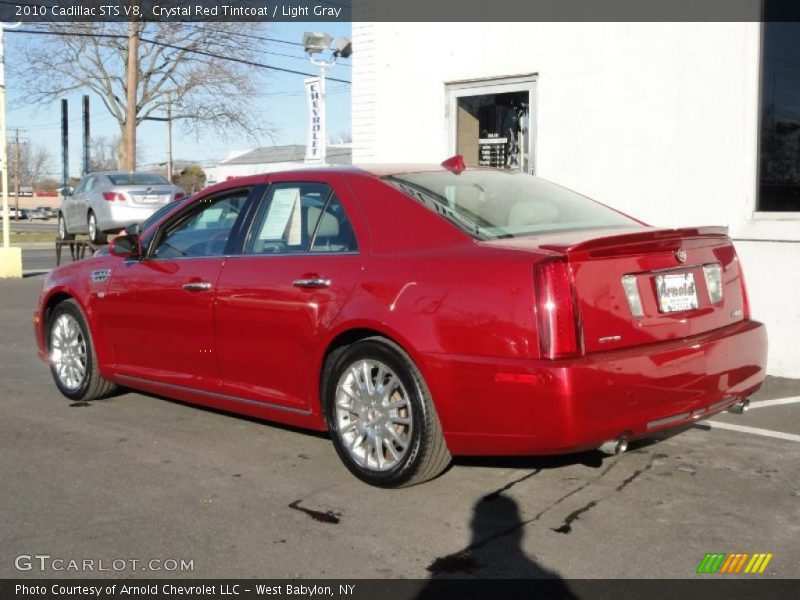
[675,248,687,263]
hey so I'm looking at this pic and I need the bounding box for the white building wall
[353,22,800,378]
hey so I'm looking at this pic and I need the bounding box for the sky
[4,21,352,180]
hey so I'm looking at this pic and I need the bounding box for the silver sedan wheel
[50,314,87,391]
[88,214,97,242]
[58,216,67,239]
[334,359,414,472]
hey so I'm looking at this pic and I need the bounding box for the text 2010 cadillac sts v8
[34,157,767,487]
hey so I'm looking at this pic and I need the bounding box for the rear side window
[246,183,358,254]
[386,170,641,239]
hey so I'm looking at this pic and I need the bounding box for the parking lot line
[700,420,800,443]
[748,396,800,410]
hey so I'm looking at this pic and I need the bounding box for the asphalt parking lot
[1,274,798,580]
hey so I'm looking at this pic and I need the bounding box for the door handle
[292,278,331,289]
[183,281,212,291]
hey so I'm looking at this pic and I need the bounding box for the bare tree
[5,142,50,190]
[89,135,122,171]
[16,22,275,169]
[88,135,144,172]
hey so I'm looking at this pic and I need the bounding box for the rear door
[73,175,97,232]
[105,186,254,388]
[214,175,367,410]
[65,177,88,231]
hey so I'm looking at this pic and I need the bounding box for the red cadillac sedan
[34,158,767,487]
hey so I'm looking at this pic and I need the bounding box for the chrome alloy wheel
[334,359,413,472]
[50,313,87,391]
[58,215,66,239]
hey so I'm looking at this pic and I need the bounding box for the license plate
[141,194,159,203]
[655,272,698,313]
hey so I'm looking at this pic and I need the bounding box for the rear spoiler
[540,226,730,257]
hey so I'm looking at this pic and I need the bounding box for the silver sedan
[58,171,185,244]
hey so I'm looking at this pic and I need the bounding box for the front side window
[246,183,358,254]
[386,170,640,239]
[154,190,249,258]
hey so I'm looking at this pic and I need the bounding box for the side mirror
[109,234,141,259]
[61,187,73,197]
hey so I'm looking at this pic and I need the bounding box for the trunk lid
[123,185,177,206]
[487,226,748,354]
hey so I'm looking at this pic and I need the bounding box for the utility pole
[61,99,68,198]
[167,91,173,181]
[124,19,139,171]
[13,127,19,221]
[82,95,90,175]
[0,22,22,278]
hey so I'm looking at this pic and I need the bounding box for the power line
[173,23,351,64]
[171,24,350,68]
[6,28,352,84]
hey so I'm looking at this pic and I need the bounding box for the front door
[104,187,253,388]
[214,177,366,410]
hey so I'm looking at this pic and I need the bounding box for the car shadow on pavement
[417,494,579,596]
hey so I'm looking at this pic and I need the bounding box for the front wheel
[48,299,117,401]
[57,214,74,241]
[324,338,451,487]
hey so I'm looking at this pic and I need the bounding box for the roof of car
[88,171,171,176]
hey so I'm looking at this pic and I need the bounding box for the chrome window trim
[141,250,362,263]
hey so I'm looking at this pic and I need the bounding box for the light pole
[301,32,351,166]
[0,21,22,278]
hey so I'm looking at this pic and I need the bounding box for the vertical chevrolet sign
[304,76,325,164]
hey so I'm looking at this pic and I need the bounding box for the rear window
[107,173,170,186]
[385,170,641,239]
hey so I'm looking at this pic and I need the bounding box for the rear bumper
[95,202,167,231]
[424,319,767,456]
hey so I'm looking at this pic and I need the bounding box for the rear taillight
[174,192,185,201]
[102,192,126,202]
[702,263,724,304]
[534,259,582,359]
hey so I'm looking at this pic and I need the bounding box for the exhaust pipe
[599,435,628,456]
[728,399,750,414]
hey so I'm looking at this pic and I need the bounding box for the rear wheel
[48,300,117,401]
[88,212,107,245]
[57,213,74,241]
[324,338,451,487]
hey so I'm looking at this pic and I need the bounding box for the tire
[47,299,117,401]
[324,337,451,487]
[57,213,74,241]
[88,212,108,244]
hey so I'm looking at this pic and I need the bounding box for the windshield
[107,173,171,186]
[385,170,641,239]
